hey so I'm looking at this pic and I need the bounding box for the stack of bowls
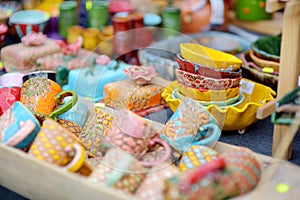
[239,35,280,90]
[174,43,244,108]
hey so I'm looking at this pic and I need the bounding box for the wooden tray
[1,106,300,199]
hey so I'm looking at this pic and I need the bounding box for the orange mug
[20,76,78,122]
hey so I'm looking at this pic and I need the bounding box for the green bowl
[251,35,281,62]
[235,0,272,21]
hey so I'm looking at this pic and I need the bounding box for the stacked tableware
[175,43,244,108]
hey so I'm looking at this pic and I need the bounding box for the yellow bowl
[177,82,240,102]
[161,79,276,131]
[180,43,242,71]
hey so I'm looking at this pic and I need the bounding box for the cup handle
[139,138,171,167]
[49,90,78,120]
[3,120,36,147]
[61,143,86,172]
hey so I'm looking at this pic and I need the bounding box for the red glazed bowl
[176,68,242,90]
[176,54,242,79]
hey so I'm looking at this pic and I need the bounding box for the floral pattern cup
[20,76,78,122]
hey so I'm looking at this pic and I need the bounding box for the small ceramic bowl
[249,49,279,72]
[176,54,242,79]
[172,88,244,108]
[251,35,281,62]
[9,10,50,39]
[161,79,276,131]
[176,68,242,90]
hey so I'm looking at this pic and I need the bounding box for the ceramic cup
[57,97,88,128]
[0,101,40,149]
[0,86,21,116]
[104,109,171,167]
[160,98,221,153]
[28,118,90,173]
[0,72,24,87]
[89,148,146,194]
[22,70,57,83]
[20,76,78,121]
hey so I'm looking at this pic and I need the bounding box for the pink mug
[104,109,171,167]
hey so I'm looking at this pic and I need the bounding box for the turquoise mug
[0,101,40,149]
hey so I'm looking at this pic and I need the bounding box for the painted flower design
[124,65,156,85]
[21,32,47,46]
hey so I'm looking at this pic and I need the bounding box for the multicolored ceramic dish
[176,54,242,79]
[172,88,245,109]
[162,79,276,130]
[176,68,242,90]
[180,43,243,71]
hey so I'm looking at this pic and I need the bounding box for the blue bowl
[9,10,50,38]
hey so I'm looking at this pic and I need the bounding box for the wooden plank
[272,0,300,159]
[256,99,277,119]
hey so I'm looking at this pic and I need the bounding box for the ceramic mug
[0,72,24,87]
[57,97,88,128]
[160,98,221,153]
[0,86,21,116]
[104,109,171,167]
[89,148,146,194]
[20,76,78,121]
[28,118,90,174]
[0,101,40,149]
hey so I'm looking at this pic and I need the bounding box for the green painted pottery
[235,0,272,21]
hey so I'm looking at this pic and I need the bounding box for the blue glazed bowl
[9,10,50,39]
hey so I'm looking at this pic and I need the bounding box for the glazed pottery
[176,68,242,90]
[63,61,129,102]
[251,35,281,62]
[20,76,78,120]
[89,148,145,194]
[176,54,242,79]
[179,145,219,172]
[9,10,50,39]
[0,101,40,149]
[235,0,272,21]
[0,72,24,87]
[249,49,279,72]
[135,163,179,199]
[57,98,87,128]
[162,79,276,130]
[0,86,21,116]
[82,28,100,51]
[180,43,242,71]
[28,118,90,174]
[79,107,113,157]
[177,82,241,102]
[104,109,171,167]
[163,147,261,199]
[160,97,221,153]
[172,88,244,108]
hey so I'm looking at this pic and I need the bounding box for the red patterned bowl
[176,54,242,79]
[176,68,242,90]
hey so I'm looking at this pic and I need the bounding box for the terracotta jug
[181,0,229,34]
